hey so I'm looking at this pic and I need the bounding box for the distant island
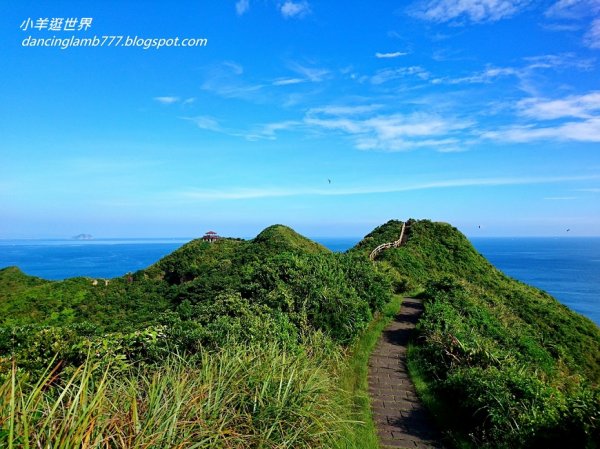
[72,233,93,240]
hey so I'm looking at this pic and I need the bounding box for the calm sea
[470,238,600,326]
[0,237,598,325]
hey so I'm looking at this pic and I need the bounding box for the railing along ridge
[369,222,408,261]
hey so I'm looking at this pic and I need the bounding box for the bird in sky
[327,179,331,184]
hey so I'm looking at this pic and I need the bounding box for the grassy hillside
[1,219,599,448]
[0,225,391,371]
[354,219,600,448]
[251,224,330,255]
[0,225,394,448]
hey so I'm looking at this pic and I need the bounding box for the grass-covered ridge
[0,224,394,447]
[358,219,600,448]
[0,225,392,371]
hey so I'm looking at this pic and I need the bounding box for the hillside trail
[368,223,444,448]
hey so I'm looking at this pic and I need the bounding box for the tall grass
[0,342,348,448]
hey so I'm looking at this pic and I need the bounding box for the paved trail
[368,297,444,449]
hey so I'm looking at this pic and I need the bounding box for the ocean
[0,237,598,325]
[470,237,600,326]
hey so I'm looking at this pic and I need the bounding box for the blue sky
[1,0,599,238]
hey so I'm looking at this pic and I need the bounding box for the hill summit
[252,224,329,255]
[354,219,600,448]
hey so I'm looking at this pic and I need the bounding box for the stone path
[368,297,444,449]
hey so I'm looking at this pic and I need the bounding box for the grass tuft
[0,342,350,448]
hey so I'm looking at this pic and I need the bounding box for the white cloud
[517,92,600,120]
[541,22,583,31]
[245,120,302,140]
[585,18,600,48]
[177,174,600,201]
[223,61,244,75]
[304,110,472,151]
[153,96,180,105]
[545,1,600,48]
[414,0,530,23]
[482,118,600,142]
[575,188,600,192]
[307,104,383,116]
[280,1,311,19]
[546,0,600,19]
[375,51,408,59]
[235,106,470,151]
[431,54,593,90]
[432,66,518,84]
[544,196,578,200]
[181,116,222,132]
[288,62,330,82]
[522,53,593,70]
[371,66,430,84]
[235,0,250,15]
[201,62,265,100]
[486,92,600,143]
[272,78,305,86]
[202,80,264,99]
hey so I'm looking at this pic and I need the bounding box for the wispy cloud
[307,104,383,115]
[517,91,600,120]
[431,54,593,94]
[575,188,600,192]
[154,96,180,105]
[482,118,600,142]
[541,22,583,31]
[223,61,244,75]
[154,96,196,106]
[272,77,305,86]
[288,62,330,82]
[522,53,594,70]
[375,51,408,59]
[431,66,517,85]
[482,91,600,143]
[235,0,250,15]
[544,196,578,200]
[304,108,472,151]
[245,120,302,140]
[412,0,530,23]
[585,18,600,48]
[371,66,431,84]
[226,103,472,151]
[181,116,223,132]
[177,174,600,201]
[202,61,265,100]
[545,0,600,19]
[205,82,264,99]
[545,0,600,48]
[280,1,311,19]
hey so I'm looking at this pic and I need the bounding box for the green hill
[143,225,329,286]
[0,225,390,373]
[355,219,600,448]
[252,224,330,255]
[1,219,598,448]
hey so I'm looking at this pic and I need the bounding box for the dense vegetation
[1,219,599,448]
[0,224,391,448]
[356,219,600,448]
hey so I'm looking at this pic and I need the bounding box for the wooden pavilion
[202,231,220,243]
